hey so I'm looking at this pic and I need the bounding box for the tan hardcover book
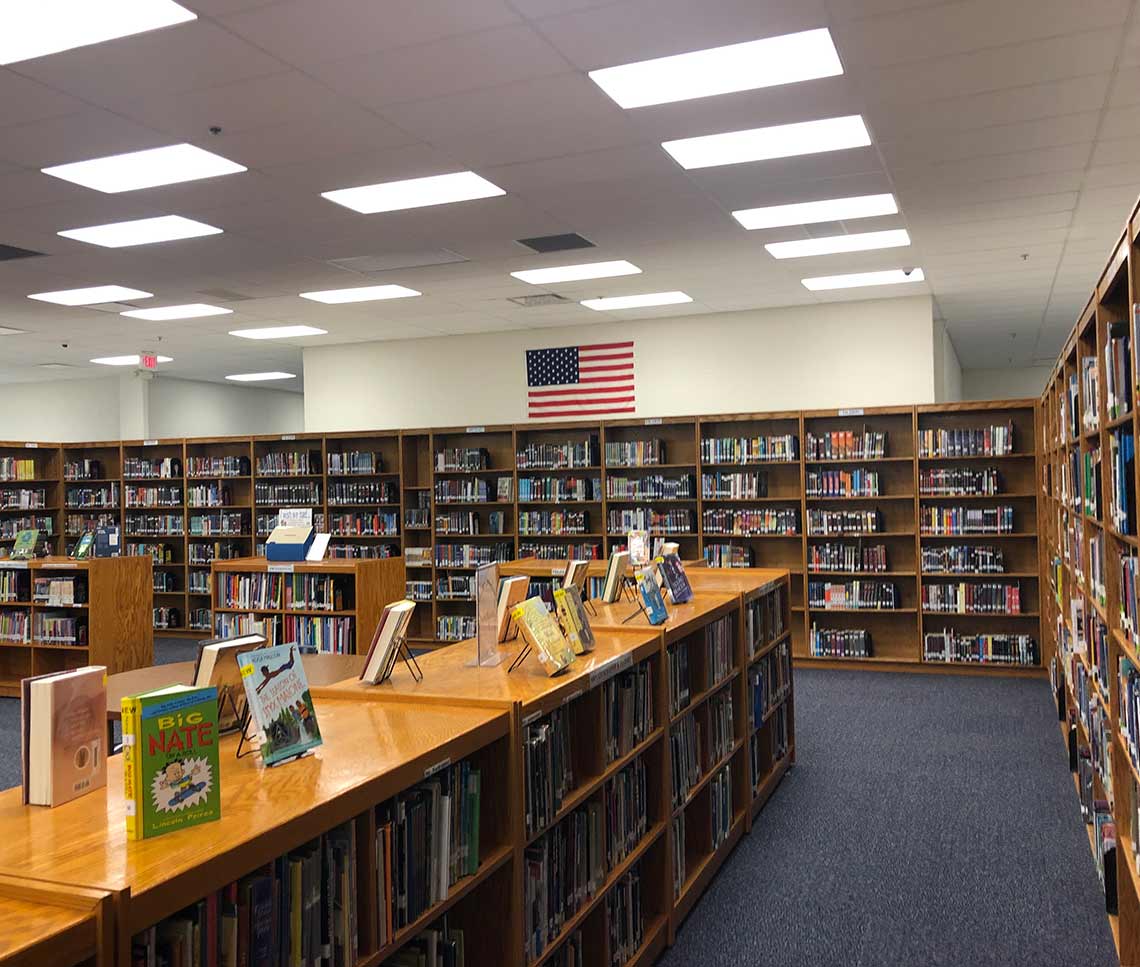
[496,576,530,642]
[602,550,629,604]
[511,597,576,676]
[21,665,107,807]
[193,634,267,732]
[361,600,417,684]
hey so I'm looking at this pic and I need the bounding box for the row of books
[189,513,246,536]
[707,615,734,687]
[806,509,880,535]
[703,544,753,568]
[1085,447,1103,519]
[808,542,888,573]
[920,545,1004,574]
[1105,319,1131,420]
[521,476,600,502]
[63,459,102,480]
[217,573,353,612]
[1082,357,1100,432]
[700,471,764,500]
[128,542,175,562]
[436,575,475,600]
[436,448,489,472]
[189,541,244,565]
[124,456,182,479]
[605,758,649,869]
[0,515,52,537]
[806,468,879,498]
[257,451,320,476]
[809,625,871,658]
[1119,657,1140,778]
[331,511,399,536]
[407,580,432,602]
[327,543,398,560]
[705,691,735,773]
[918,466,999,496]
[520,542,603,560]
[327,450,384,476]
[187,483,234,507]
[437,615,477,641]
[702,507,798,536]
[607,865,645,967]
[433,544,514,568]
[605,440,664,468]
[435,478,512,503]
[604,660,655,763]
[516,439,598,470]
[65,484,118,508]
[701,435,797,464]
[32,575,87,606]
[525,707,573,837]
[749,640,791,729]
[125,514,185,536]
[709,764,732,853]
[920,582,1021,614]
[1109,430,1135,536]
[0,570,26,601]
[406,508,429,528]
[125,485,182,507]
[328,481,398,505]
[805,430,886,461]
[31,612,88,644]
[608,474,694,500]
[921,630,1038,665]
[255,482,322,505]
[745,589,785,658]
[187,455,250,478]
[670,711,701,808]
[188,571,209,594]
[607,509,693,534]
[917,424,1014,457]
[1065,373,1079,441]
[752,704,790,790]
[519,510,589,535]
[808,580,898,611]
[0,488,46,509]
[918,506,1015,535]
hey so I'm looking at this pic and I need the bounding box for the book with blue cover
[638,574,668,625]
[659,553,693,604]
[237,644,322,766]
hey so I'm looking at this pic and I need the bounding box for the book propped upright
[637,574,668,625]
[497,576,530,642]
[659,553,693,604]
[10,529,38,560]
[553,584,595,654]
[564,559,590,596]
[192,634,267,733]
[72,532,95,560]
[238,644,323,766]
[360,600,417,684]
[21,665,107,807]
[601,551,629,604]
[511,597,576,676]
[627,530,650,567]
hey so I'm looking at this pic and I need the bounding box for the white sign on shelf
[23,442,38,449]
[0,560,28,570]
[267,562,294,574]
[424,757,451,778]
[278,508,313,529]
[644,418,662,426]
[837,408,864,417]
[466,426,485,434]
[281,434,297,441]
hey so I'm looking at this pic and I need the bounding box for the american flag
[526,341,635,418]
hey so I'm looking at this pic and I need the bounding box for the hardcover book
[512,596,576,676]
[360,600,416,684]
[21,665,107,807]
[72,532,95,560]
[553,584,595,654]
[121,684,221,840]
[602,551,629,604]
[627,530,649,566]
[238,644,323,766]
[192,634,266,733]
[638,574,668,625]
[10,529,38,560]
[497,575,530,642]
[659,553,693,604]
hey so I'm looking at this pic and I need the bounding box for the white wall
[148,378,304,438]
[304,296,936,432]
[933,320,962,403]
[0,377,121,442]
[961,367,1049,401]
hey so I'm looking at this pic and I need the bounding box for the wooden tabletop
[0,895,95,967]
[588,590,739,644]
[0,698,508,935]
[683,567,788,598]
[106,653,366,719]
[316,627,660,718]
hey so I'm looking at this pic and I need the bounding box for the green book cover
[11,529,38,560]
[73,532,94,559]
[237,644,322,766]
[135,685,221,839]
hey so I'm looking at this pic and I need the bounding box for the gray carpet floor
[0,652,1120,964]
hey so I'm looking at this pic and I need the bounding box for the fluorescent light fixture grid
[663,115,870,170]
[299,285,421,304]
[28,285,154,306]
[766,229,911,260]
[229,325,328,340]
[581,291,693,311]
[59,215,222,248]
[733,193,899,230]
[42,143,246,194]
[322,171,505,214]
[91,354,173,366]
[802,268,925,291]
[122,304,232,321]
[511,260,642,286]
[589,28,842,109]
[226,372,297,382]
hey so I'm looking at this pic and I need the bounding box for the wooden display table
[0,876,112,967]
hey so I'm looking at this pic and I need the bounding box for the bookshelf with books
[210,555,404,654]
[324,430,403,565]
[0,441,61,557]
[0,554,152,696]
[252,432,327,557]
[62,441,121,558]
[401,432,437,645]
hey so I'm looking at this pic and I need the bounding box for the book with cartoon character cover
[237,644,323,766]
[121,684,221,840]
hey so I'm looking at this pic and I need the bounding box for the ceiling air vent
[515,233,595,254]
[198,288,256,302]
[327,249,468,273]
[802,221,846,238]
[508,294,572,308]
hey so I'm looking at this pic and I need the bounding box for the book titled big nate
[121,685,221,840]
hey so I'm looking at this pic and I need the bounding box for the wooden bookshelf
[210,555,404,654]
[0,555,152,697]
[0,441,62,557]
[0,876,113,967]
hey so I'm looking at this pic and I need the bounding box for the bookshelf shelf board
[1106,411,1134,429]
[921,571,1039,579]
[0,478,54,485]
[33,642,89,651]
[673,814,744,924]
[701,460,800,467]
[672,738,744,819]
[187,474,252,481]
[0,600,29,607]
[1081,428,1100,441]
[921,658,1039,670]
[750,630,794,664]
[31,601,88,609]
[920,610,1039,618]
[917,453,1035,461]
[327,502,402,509]
[254,503,323,509]
[64,477,118,484]
[514,465,602,473]
[807,530,913,539]
[435,533,515,540]
[1109,528,1138,547]
[807,607,917,615]
[329,533,402,539]
[433,467,515,476]
[214,607,358,618]
[189,533,252,538]
[187,504,252,510]
[806,494,914,502]
[517,499,602,506]
[669,673,738,727]
[122,476,184,483]
[0,890,104,967]
[918,492,1037,500]
[919,532,1037,539]
[1111,628,1140,668]
[606,531,697,538]
[433,500,513,507]
[701,532,800,540]
[604,463,696,471]
[518,532,603,539]
[0,640,30,649]
[253,472,324,479]
[326,471,401,479]
[810,570,915,578]
[804,457,912,465]
[606,497,698,504]
[751,690,793,735]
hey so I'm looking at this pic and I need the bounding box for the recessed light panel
[122,304,232,321]
[226,372,297,382]
[511,260,642,286]
[802,268,925,291]
[42,143,246,194]
[766,229,911,260]
[59,215,222,248]
[322,171,505,214]
[589,28,842,109]
[229,325,328,340]
[662,115,870,170]
[299,284,421,304]
[29,285,153,306]
[0,0,196,65]
[91,354,173,366]
[0,327,25,336]
[733,193,899,230]
[581,291,693,311]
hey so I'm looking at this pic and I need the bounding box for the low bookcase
[0,555,152,697]
[210,556,405,654]
[0,875,113,967]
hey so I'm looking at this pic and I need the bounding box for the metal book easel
[375,631,424,685]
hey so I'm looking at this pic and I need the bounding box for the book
[10,529,37,560]
[637,574,668,625]
[627,529,649,566]
[602,550,629,604]
[192,634,267,732]
[564,559,590,596]
[659,553,693,604]
[360,600,416,684]
[238,644,323,765]
[121,684,221,840]
[72,531,95,559]
[553,584,595,654]
[94,525,120,557]
[512,596,576,675]
[21,665,107,807]
[497,575,530,642]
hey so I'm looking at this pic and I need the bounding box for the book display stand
[376,630,423,684]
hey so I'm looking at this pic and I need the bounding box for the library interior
[0,2,1136,966]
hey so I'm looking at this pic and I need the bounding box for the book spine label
[121,695,140,840]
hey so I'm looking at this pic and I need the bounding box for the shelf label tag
[837,408,864,417]
[522,710,543,727]
[466,426,485,434]
[23,442,38,449]
[561,688,584,706]
[551,566,565,575]
[267,562,294,574]
[589,651,633,689]
[43,562,76,569]
[143,439,159,447]
[0,561,28,570]
[424,756,451,778]
[644,418,662,426]
[281,434,296,441]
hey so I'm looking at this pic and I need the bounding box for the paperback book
[553,584,595,654]
[637,574,668,625]
[10,529,37,560]
[512,597,576,676]
[659,553,693,604]
[238,644,323,766]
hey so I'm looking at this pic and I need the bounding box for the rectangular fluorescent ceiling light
[42,143,246,193]
[0,327,25,336]
[766,229,911,260]
[226,372,296,382]
[511,260,641,285]
[322,171,505,214]
[663,115,870,170]
[589,28,842,109]
[230,325,327,340]
[734,193,898,230]
[802,268,925,291]
[0,0,196,65]
[29,285,153,306]
[122,303,232,321]
[59,215,222,248]
[91,354,172,366]
[299,284,421,304]
[581,291,692,311]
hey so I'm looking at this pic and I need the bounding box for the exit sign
[139,353,159,371]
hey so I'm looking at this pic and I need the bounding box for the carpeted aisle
[657,668,1118,967]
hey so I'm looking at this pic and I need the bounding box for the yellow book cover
[120,694,140,841]
[512,597,576,675]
